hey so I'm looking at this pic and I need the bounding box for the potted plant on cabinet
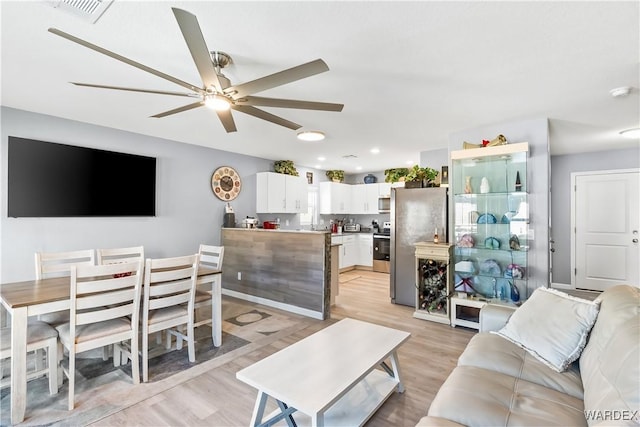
[404,165,439,188]
[384,168,410,183]
[326,170,345,183]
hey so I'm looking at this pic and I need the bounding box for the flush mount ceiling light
[620,128,640,139]
[297,131,325,142]
[610,87,631,98]
[370,148,380,154]
[204,94,230,111]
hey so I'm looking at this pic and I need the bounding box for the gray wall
[550,147,640,286]
[447,118,550,296]
[0,107,320,282]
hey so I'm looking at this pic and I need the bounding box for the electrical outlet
[285,219,290,226]
[237,272,242,280]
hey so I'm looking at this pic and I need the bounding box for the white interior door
[573,170,639,291]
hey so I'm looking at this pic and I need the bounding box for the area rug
[0,301,300,426]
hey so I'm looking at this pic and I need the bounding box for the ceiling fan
[48,7,343,133]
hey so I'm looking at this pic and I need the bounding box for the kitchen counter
[221,228,333,320]
[225,227,330,234]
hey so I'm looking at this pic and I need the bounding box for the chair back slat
[147,277,194,297]
[149,266,196,284]
[97,246,145,265]
[76,288,137,311]
[76,273,140,294]
[76,303,135,325]
[35,249,95,279]
[148,292,191,311]
[198,245,224,270]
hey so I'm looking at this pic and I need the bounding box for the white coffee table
[236,317,411,427]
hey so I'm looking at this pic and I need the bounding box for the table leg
[311,412,324,427]
[10,306,28,424]
[212,275,222,347]
[389,350,405,393]
[250,390,268,427]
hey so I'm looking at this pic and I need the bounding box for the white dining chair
[35,249,96,280]
[0,320,59,395]
[55,261,143,410]
[192,245,224,335]
[97,246,145,265]
[97,245,146,365]
[140,254,199,383]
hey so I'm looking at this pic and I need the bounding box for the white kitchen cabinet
[378,182,392,198]
[357,234,373,267]
[256,172,308,213]
[319,182,352,214]
[340,234,357,269]
[351,184,380,214]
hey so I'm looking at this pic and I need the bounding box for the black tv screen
[8,137,156,217]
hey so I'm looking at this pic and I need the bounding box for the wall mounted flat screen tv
[8,137,156,217]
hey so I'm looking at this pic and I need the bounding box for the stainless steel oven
[373,222,391,273]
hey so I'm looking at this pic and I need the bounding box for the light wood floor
[90,270,475,427]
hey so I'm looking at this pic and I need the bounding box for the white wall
[1,107,313,282]
[550,147,640,286]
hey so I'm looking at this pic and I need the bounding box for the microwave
[378,197,390,213]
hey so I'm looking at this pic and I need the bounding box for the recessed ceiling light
[297,131,325,142]
[406,160,414,165]
[318,156,326,161]
[370,148,380,154]
[314,164,321,169]
[356,166,363,171]
[620,128,640,139]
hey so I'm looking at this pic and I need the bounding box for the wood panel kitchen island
[221,228,333,320]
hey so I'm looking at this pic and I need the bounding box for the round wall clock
[211,166,241,201]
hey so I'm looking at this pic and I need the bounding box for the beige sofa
[417,285,639,427]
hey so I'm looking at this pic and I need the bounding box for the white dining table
[0,267,222,424]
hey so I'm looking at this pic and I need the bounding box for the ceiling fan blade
[71,82,198,97]
[151,101,204,118]
[232,105,301,130]
[48,28,203,94]
[239,96,344,112]
[216,109,237,133]
[171,8,223,93]
[227,59,329,99]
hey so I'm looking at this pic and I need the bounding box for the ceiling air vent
[48,0,114,24]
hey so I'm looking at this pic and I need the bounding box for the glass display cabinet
[449,142,529,328]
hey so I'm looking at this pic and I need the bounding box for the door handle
[633,239,639,243]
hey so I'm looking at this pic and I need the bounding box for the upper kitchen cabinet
[450,142,529,307]
[378,183,392,198]
[319,182,351,214]
[351,184,380,214]
[256,172,308,213]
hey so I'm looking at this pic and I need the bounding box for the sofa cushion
[493,287,600,372]
[458,332,584,399]
[579,285,640,426]
[427,365,587,427]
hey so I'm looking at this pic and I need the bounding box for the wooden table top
[1,268,221,309]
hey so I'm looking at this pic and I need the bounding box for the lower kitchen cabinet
[357,234,373,267]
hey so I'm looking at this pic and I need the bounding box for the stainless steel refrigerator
[390,187,448,306]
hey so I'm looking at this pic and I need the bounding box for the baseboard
[551,282,572,290]
[221,288,324,320]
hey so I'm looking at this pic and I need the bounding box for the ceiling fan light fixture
[619,128,640,139]
[297,131,325,142]
[204,94,230,111]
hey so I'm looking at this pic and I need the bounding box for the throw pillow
[492,287,600,372]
